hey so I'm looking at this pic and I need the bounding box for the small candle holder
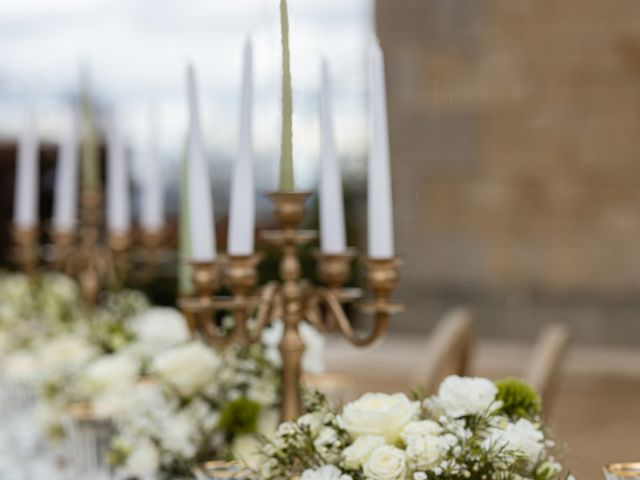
[180,191,402,420]
[108,231,132,279]
[51,228,75,272]
[11,225,38,276]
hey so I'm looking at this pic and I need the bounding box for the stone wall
[376,0,640,343]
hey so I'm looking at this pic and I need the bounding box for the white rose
[363,445,406,480]
[301,465,352,480]
[81,353,139,396]
[39,335,96,376]
[338,393,419,443]
[401,420,442,443]
[261,320,325,373]
[487,418,545,462]
[429,375,498,418]
[129,307,190,356]
[3,350,40,383]
[152,341,220,397]
[123,438,160,477]
[342,434,385,469]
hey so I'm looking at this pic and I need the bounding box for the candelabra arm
[310,288,390,346]
[246,281,281,343]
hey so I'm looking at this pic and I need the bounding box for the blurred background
[1,0,640,477]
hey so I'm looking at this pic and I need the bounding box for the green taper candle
[80,68,99,190]
[279,0,294,191]
[178,139,194,296]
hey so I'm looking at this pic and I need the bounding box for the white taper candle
[106,113,131,234]
[186,64,216,262]
[319,59,347,254]
[140,106,165,233]
[13,109,39,229]
[52,110,79,232]
[367,41,394,259]
[228,38,255,256]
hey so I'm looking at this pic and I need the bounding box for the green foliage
[218,397,261,437]
[495,377,542,419]
[108,439,130,467]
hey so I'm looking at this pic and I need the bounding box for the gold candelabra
[179,191,402,421]
[13,186,169,305]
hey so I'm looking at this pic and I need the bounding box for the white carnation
[38,335,96,376]
[342,434,385,469]
[159,411,198,457]
[301,464,352,480]
[338,392,419,443]
[81,353,139,396]
[152,341,220,397]
[129,307,190,357]
[486,418,545,462]
[428,375,498,418]
[363,445,407,480]
[123,438,160,477]
[43,273,79,302]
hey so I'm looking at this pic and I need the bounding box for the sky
[0,0,374,195]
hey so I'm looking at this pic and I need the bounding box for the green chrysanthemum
[218,397,261,437]
[495,377,542,419]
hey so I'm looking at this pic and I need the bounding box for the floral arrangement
[0,272,328,479]
[35,304,189,437]
[0,271,150,390]
[259,375,565,480]
[108,342,281,478]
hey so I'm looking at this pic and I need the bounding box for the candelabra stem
[266,191,315,421]
[279,242,305,420]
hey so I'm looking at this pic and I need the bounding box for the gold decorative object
[51,187,119,305]
[179,191,402,421]
[14,185,169,305]
[11,225,38,276]
[605,463,640,480]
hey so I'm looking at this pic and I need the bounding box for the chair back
[524,323,570,413]
[409,306,475,395]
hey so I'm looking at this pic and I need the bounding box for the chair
[409,307,475,395]
[524,323,570,413]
